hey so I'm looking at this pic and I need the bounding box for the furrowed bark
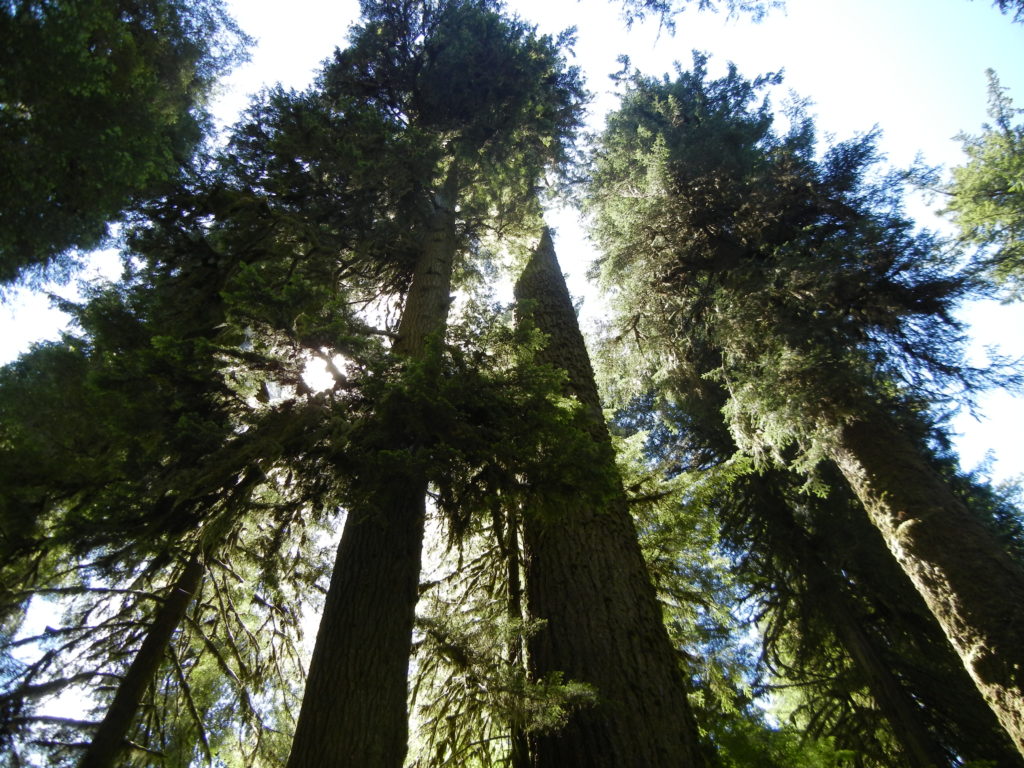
[821,481,1024,767]
[79,550,204,768]
[286,188,457,768]
[514,229,706,768]
[828,411,1024,757]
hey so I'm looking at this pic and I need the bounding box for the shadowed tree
[587,54,1024,755]
[0,142,378,765]
[0,0,249,283]
[736,467,1023,768]
[283,3,584,766]
[512,229,706,767]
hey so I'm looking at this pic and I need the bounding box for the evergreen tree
[989,0,1024,21]
[282,3,584,765]
[0,131,376,764]
[608,382,1023,767]
[945,70,1024,299]
[732,468,1022,768]
[513,229,706,766]
[587,55,1024,755]
[4,2,1021,764]
[616,0,780,30]
[0,0,250,283]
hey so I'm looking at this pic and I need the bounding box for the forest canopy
[1,1,1022,767]
[0,0,251,284]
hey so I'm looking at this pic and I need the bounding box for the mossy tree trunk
[828,411,1024,757]
[513,229,706,768]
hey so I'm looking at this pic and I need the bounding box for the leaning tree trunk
[79,550,204,768]
[286,190,458,768]
[827,410,1024,756]
[843,503,1024,768]
[513,229,706,768]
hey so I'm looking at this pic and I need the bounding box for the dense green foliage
[1,2,1022,767]
[589,53,1024,764]
[946,70,1024,299]
[0,167,366,764]
[588,53,983,470]
[0,0,249,284]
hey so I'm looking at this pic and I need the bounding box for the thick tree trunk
[514,229,706,768]
[79,550,204,768]
[286,190,457,768]
[285,487,427,768]
[828,411,1024,756]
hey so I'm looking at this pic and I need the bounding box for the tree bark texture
[514,229,706,768]
[287,192,457,768]
[828,412,1024,757]
[816,477,1024,768]
[78,550,204,768]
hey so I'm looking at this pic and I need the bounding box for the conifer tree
[0,132,374,765]
[0,0,249,283]
[945,70,1024,299]
[588,55,1024,754]
[283,3,584,765]
[513,229,706,767]
[607,382,1023,767]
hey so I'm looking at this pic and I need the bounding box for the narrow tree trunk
[502,509,531,768]
[514,229,705,768]
[750,470,1023,767]
[825,576,950,767]
[828,411,1024,756]
[793,533,950,764]
[750,476,950,766]
[79,550,204,768]
[286,188,458,768]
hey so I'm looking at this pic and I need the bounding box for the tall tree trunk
[821,570,950,767]
[79,550,204,768]
[286,187,458,768]
[513,229,706,768]
[827,410,1024,756]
